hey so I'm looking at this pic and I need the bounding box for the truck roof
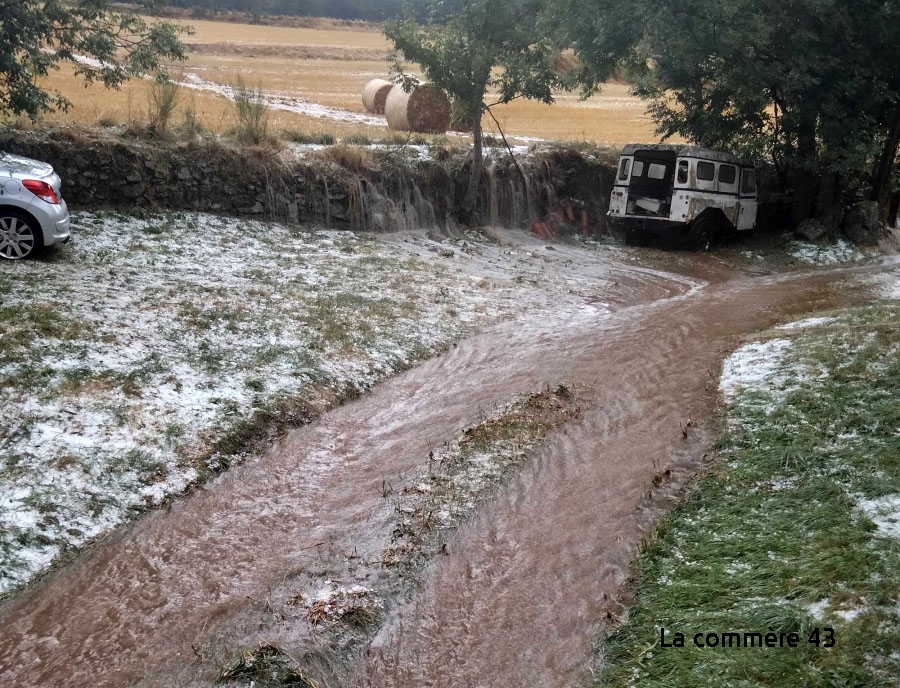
[620,143,750,166]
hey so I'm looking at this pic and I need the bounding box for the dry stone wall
[0,129,616,236]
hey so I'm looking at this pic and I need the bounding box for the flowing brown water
[0,249,892,688]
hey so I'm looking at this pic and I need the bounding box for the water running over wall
[1,129,617,235]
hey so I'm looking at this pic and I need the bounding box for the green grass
[598,304,900,688]
[0,303,86,357]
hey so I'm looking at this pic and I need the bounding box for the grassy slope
[0,211,471,593]
[598,304,900,687]
[1,210,599,595]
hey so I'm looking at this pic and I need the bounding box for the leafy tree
[567,0,900,225]
[385,0,569,220]
[0,0,189,120]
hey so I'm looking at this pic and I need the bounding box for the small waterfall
[272,149,612,235]
[347,171,440,233]
[487,166,500,226]
[2,127,616,237]
[479,155,560,230]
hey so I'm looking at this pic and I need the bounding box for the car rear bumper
[37,199,70,246]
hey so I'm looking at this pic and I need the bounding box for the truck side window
[618,158,631,181]
[741,169,757,194]
[697,161,715,181]
[676,160,688,184]
[719,164,737,185]
[632,161,644,178]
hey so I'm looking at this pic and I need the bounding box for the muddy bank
[0,128,617,233]
[1,248,893,687]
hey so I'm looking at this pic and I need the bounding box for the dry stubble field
[33,16,663,145]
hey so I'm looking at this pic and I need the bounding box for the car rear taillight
[23,179,59,204]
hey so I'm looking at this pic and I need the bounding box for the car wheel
[0,210,42,260]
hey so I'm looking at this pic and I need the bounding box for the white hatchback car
[0,153,70,259]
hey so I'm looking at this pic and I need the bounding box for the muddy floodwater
[0,237,894,688]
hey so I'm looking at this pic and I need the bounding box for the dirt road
[0,244,890,687]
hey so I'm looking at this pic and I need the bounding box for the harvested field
[30,17,665,144]
[183,41,388,61]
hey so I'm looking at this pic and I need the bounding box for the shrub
[281,131,336,145]
[342,133,372,145]
[148,74,181,137]
[178,94,204,138]
[231,74,269,146]
[314,144,373,172]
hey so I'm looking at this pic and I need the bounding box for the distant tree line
[160,0,420,22]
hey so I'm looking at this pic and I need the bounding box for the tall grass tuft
[178,93,205,138]
[148,74,181,137]
[314,143,373,173]
[232,74,270,146]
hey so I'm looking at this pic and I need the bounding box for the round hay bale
[385,84,451,134]
[384,87,411,131]
[362,79,393,114]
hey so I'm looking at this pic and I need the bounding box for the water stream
[0,246,892,687]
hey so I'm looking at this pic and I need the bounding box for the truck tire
[624,226,652,247]
[687,215,717,251]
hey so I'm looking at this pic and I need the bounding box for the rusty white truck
[608,144,758,248]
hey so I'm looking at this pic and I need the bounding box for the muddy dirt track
[0,244,894,688]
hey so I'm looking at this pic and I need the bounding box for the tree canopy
[567,0,900,218]
[385,0,569,217]
[0,0,188,119]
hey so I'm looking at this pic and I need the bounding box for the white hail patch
[776,316,837,330]
[857,494,900,539]
[865,269,900,301]
[833,607,864,622]
[788,239,866,266]
[806,599,830,620]
[719,339,794,402]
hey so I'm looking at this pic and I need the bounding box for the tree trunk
[462,90,485,223]
[790,124,818,226]
[815,170,844,231]
[871,102,900,211]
